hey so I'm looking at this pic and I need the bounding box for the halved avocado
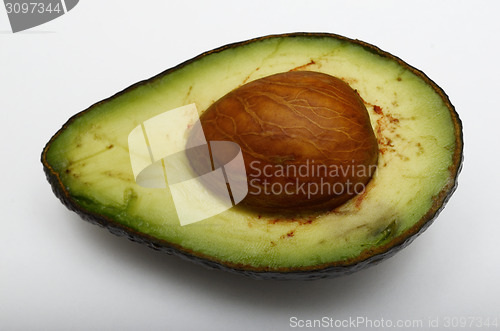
[42,33,463,280]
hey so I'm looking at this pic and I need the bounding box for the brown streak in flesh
[241,67,261,85]
[289,59,316,71]
[372,105,401,156]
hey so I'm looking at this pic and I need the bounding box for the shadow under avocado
[70,212,411,314]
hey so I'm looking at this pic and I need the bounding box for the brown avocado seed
[195,71,378,212]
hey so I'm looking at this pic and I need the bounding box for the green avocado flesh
[43,34,462,276]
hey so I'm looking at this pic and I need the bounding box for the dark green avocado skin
[41,32,464,280]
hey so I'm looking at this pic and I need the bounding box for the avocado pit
[196,71,379,212]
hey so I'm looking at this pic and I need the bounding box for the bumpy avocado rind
[42,33,463,280]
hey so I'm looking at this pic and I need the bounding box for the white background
[1,1,499,330]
